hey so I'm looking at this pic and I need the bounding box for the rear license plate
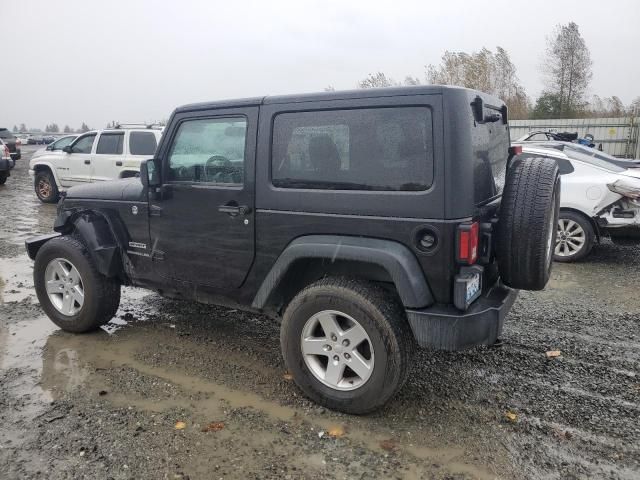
[466,272,481,302]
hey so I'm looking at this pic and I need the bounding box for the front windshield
[562,144,625,172]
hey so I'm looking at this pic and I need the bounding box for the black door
[149,107,257,289]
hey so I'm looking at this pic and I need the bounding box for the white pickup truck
[29,126,162,203]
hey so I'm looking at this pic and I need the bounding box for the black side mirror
[140,158,160,189]
[46,145,53,151]
[62,145,72,153]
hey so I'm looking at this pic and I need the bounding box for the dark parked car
[25,86,560,413]
[0,128,21,160]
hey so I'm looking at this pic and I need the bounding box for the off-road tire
[281,277,415,414]
[34,169,59,203]
[497,157,560,290]
[34,236,121,333]
[0,172,7,185]
[554,210,595,262]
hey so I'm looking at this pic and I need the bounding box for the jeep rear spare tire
[497,157,560,290]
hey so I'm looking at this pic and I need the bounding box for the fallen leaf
[327,426,345,438]
[283,373,293,381]
[505,412,517,422]
[380,439,397,451]
[201,422,225,432]
[546,350,561,358]
[174,421,186,430]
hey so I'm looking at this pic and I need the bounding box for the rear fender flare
[252,235,433,310]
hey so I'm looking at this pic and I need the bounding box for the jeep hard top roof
[174,85,503,113]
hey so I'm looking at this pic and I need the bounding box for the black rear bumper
[406,284,517,351]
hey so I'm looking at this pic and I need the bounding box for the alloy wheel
[555,218,586,258]
[300,310,374,391]
[44,258,85,316]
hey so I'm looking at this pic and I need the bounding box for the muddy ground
[0,147,639,480]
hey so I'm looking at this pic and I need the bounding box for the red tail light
[457,222,479,264]
[509,145,522,156]
[3,145,8,157]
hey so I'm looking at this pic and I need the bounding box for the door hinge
[150,204,162,217]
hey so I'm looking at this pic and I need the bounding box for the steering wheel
[205,155,231,182]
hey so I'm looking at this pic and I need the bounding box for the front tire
[34,170,59,203]
[554,211,594,262]
[34,236,121,332]
[281,277,414,414]
[0,172,7,185]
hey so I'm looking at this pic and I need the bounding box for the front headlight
[607,178,640,199]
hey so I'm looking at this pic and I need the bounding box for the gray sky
[2,0,638,130]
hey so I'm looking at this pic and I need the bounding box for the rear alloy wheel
[34,170,59,203]
[554,211,594,262]
[281,277,414,414]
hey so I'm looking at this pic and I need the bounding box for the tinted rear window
[271,107,433,191]
[129,132,158,155]
[96,133,124,154]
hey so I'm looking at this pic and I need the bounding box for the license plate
[466,273,481,302]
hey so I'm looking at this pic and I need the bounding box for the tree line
[13,123,91,134]
[329,22,638,120]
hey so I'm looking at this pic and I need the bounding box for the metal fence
[509,117,640,159]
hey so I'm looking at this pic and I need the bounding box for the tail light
[457,222,479,265]
[508,145,522,156]
[3,145,9,157]
[607,179,640,199]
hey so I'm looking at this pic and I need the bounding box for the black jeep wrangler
[26,86,560,414]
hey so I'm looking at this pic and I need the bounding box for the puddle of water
[0,254,36,304]
[35,327,500,480]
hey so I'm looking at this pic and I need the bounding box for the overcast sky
[2,0,638,130]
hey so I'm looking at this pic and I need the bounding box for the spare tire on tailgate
[496,157,560,290]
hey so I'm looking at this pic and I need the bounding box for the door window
[71,134,96,154]
[167,117,247,185]
[96,133,124,155]
[129,131,158,156]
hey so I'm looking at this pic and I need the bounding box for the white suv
[29,126,162,203]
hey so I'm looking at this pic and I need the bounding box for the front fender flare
[252,235,433,309]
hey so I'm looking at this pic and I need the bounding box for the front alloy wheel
[44,258,85,316]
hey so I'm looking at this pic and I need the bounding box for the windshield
[562,144,625,172]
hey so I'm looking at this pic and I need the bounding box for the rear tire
[554,211,594,262]
[497,157,560,290]
[34,236,121,333]
[0,172,7,185]
[281,277,414,414]
[34,170,59,203]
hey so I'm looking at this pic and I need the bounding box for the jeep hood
[65,178,145,202]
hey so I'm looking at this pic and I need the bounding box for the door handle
[84,159,91,165]
[218,204,251,216]
[116,161,122,166]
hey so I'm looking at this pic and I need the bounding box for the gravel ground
[1,147,639,479]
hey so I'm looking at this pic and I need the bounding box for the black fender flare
[251,235,433,309]
[54,210,123,278]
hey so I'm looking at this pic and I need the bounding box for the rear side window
[129,131,158,156]
[96,133,124,154]
[271,107,434,191]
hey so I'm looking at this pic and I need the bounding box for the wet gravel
[1,147,639,479]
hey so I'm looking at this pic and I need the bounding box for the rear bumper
[406,284,517,351]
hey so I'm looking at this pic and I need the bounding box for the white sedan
[515,142,640,262]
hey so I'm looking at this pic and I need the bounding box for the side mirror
[46,145,53,151]
[62,145,72,153]
[140,158,160,189]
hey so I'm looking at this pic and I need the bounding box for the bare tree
[63,125,73,133]
[403,76,421,86]
[630,97,640,116]
[427,47,530,119]
[358,72,397,89]
[541,22,592,116]
[19,123,27,133]
[324,85,336,92]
